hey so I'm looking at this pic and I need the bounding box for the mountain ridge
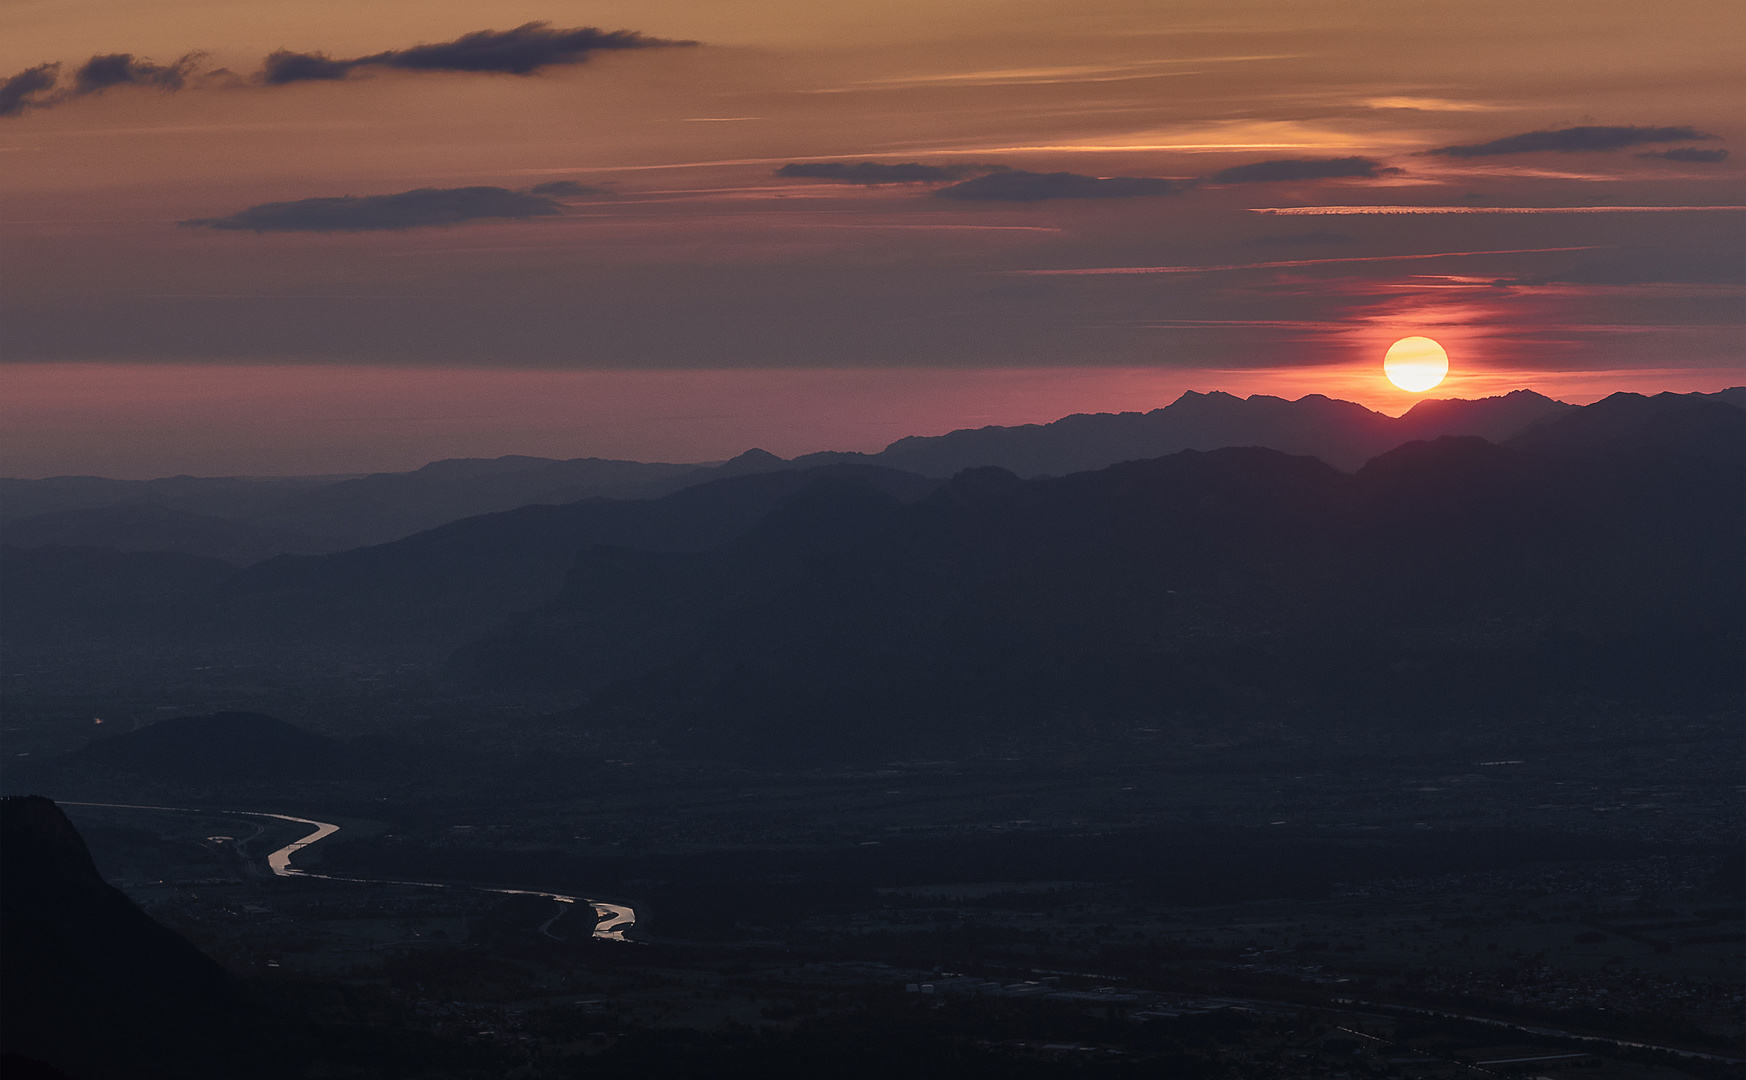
[451,391,1743,759]
[2,391,1739,667]
[5,388,1737,564]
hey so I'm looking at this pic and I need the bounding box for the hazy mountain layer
[0,455,712,563]
[0,389,1618,562]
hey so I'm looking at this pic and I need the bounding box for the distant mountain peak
[710,447,793,478]
[863,387,1576,476]
[726,448,785,465]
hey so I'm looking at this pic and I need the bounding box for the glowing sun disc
[1384,336,1449,392]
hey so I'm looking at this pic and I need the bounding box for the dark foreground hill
[0,797,515,1079]
[55,712,349,783]
[0,796,263,1079]
[454,392,1743,759]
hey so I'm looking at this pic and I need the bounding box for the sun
[1383,336,1449,392]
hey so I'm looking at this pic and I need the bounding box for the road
[62,801,638,942]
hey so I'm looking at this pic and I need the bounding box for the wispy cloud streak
[1252,205,1746,215]
[810,55,1302,92]
[1425,125,1719,157]
[1010,246,1609,276]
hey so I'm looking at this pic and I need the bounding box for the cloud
[934,170,1195,201]
[1010,245,1608,276]
[72,52,202,93]
[1210,157,1400,184]
[1252,205,1745,215]
[1,53,200,116]
[258,22,695,85]
[0,63,58,117]
[3,23,694,116]
[527,180,608,196]
[775,161,987,184]
[181,186,565,232]
[1425,125,1720,157]
[257,50,354,85]
[1636,147,1729,163]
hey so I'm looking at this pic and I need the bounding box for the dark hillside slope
[1,502,284,564]
[0,796,264,1079]
[240,452,707,551]
[468,397,1742,759]
[194,463,939,654]
[0,545,238,643]
[1506,389,1744,459]
[0,473,337,527]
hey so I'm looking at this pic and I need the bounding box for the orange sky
[1,0,1741,475]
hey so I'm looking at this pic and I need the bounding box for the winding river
[62,801,636,941]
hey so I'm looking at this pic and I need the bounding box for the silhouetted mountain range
[797,387,1578,476]
[450,391,1743,758]
[2,392,1740,720]
[8,388,1698,564]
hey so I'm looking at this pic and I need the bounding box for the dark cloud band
[74,52,201,93]
[1636,147,1729,163]
[935,170,1195,201]
[2,23,695,117]
[181,186,566,232]
[1426,125,1719,157]
[0,53,200,116]
[0,63,58,116]
[259,23,694,85]
[1210,157,1400,184]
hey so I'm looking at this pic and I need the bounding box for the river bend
[63,802,635,941]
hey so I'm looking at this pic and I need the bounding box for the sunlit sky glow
[1,0,1741,476]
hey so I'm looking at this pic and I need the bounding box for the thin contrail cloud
[1009,245,1610,276]
[1250,205,1746,215]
